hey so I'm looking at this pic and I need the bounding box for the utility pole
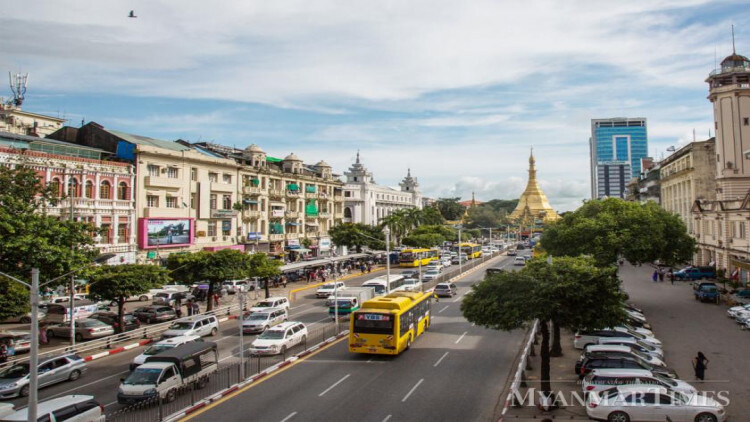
[238,291,246,379]
[68,174,77,348]
[29,268,39,422]
[384,227,391,294]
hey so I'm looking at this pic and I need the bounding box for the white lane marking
[318,373,351,397]
[280,411,298,422]
[401,378,424,402]
[433,351,449,367]
[44,369,130,402]
[104,400,118,408]
[290,303,309,310]
[307,316,333,327]
[367,357,374,363]
[455,331,467,344]
[382,415,392,422]
[438,305,449,313]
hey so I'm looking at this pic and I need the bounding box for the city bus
[398,248,439,267]
[349,291,432,355]
[453,242,482,259]
[361,274,406,296]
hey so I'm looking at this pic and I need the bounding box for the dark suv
[575,353,678,379]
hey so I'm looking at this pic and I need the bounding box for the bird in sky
[128,10,137,18]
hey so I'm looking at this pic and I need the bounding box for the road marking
[307,316,333,327]
[290,304,309,310]
[43,369,130,402]
[433,351,449,367]
[455,331,467,344]
[318,373,351,397]
[382,415,392,422]
[367,357,374,363]
[402,378,424,402]
[103,400,118,408]
[280,412,297,422]
[438,305,449,313]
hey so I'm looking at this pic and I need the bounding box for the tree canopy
[464,206,504,229]
[329,223,385,252]
[540,198,695,266]
[436,198,465,221]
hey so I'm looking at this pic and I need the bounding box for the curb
[83,338,153,362]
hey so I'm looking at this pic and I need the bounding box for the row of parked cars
[576,304,726,422]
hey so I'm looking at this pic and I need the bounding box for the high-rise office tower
[589,117,649,199]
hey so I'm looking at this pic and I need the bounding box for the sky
[2,1,747,212]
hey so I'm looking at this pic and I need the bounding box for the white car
[441,259,452,267]
[582,368,698,395]
[248,297,290,313]
[422,270,441,282]
[242,308,288,334]
[596,337,664,360]
[403,278,423,292]
[249,321,307,355]
[586,385,726,422]
[130,335,202,370]
[727,303,750,318]
[161,315,219,338]
[574,328,662,350]
[513,257,526,266]
[315,282,345,298]
[583,344,665,367]
[1,395,103,422]
[425,262,443,272]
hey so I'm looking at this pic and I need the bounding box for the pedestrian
[281,275,287,288]
[213,293,220,308]
[174,304,182,319]
[0,343,7,364]
[186,299,194,316]
[668,268,674,285]
[192,301,200,315]
[652,270,658,283]
[360,263,365,274]
[692,351,709,381]
[39,324,48,345]
[367,263,372,273]
[658,268,664,282]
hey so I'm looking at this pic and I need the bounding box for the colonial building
[509,150,560,223]
[0,131,137,264]
[342,152,422,225]
[0,103,65,137]
[692,48,750,280]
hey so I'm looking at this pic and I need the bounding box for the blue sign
[247,232,261,240]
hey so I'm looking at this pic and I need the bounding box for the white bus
[361,274,406,296]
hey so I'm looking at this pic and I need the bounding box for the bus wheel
[406,337,412,350]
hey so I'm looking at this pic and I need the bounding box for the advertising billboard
[139,218,194,249]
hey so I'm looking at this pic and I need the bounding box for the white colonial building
[342,152,422,225]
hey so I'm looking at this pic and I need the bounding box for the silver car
[242,308,288,334]
[0,354,87,399]
[46,318,115,341]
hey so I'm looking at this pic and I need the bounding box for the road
[4,254,509,413]
[620,263,750,417]
[186,254,528,422]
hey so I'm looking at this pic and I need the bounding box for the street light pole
[238,291,246,379]
[458,227,463,275]
[29,268,39,422]
[383,227,391,294]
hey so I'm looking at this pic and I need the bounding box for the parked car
[596,337,664,360]
[133,305,178,324]
[0,332,31,355]
[161,315,219,338]
[727,303,750,319]
[582,344,665,367]
[222,279,249,294]
[249,322,307,356]
[574,328,662,350]
[403,278,423,292]
[0,354,86,398]
[46,319,115,341]
[248,297,290,313]
[315,282,346,299]
[728,288,750,306]
[585,385,726,422]
[241,308,288,334]
[582,368,697,395]
[674,266,716,280]
[422,269,441,282]
[694,282,720,303]
[0,395,102,421]
[576,353,678,379]
[1,311,44,325]
[433,283,457,297]
[88,312,140,333]
[130,335,203,370]
[152,291,194,307]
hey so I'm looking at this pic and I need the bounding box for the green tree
[402,233,445,248]
[89,264,171,332]
[541,198,695,267]
[330,223,384,252]
[461,256,626,397]
[420,206,444,225]
[465,206,502,229]
[0,166,100,321]
[167,250,281,311]
[484,199,519,215]
[436,198,465,221]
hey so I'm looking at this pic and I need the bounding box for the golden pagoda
[509,149,560,223]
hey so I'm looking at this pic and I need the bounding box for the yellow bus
[349,291,432,355]
[398,248,439,267]
[453,242,482,259]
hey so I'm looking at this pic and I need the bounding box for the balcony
[285,211,299,218]
[243,210,261,219]
[142,207,188,218]
[318,212,331,218]
[269,189,285,198]
[242,186,262,195]
[305,192,317,199]
[334,212,343,219]
[144,176,182,189]
[269,234,284,241]
[210,182,234,193]
[286,233,299,239]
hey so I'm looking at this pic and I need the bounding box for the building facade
[692,49,750,280]
[0,104,65,137]
[590,118,649,199]
[660,139,715,233]
[0,131,137,265]
[342,152,422,226]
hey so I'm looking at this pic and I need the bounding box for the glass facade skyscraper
[589,118,648,199]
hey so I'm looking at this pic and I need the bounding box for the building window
[208,221,217,237]
[117,225,128,243]
[190,193,196,209]
[117,182,129,200]
[100,224,111,244]
[744,117,749,126]
[210,194,217,210]
[222,195,232,210]
[344,191,351,197]
[208,172,218,182]
[191,167,198,181]
[222,220,231,236]
[85,181,93,198]
[67,178,78,197]
[167,167,179,179]
[166,197,178,208]
[147,195,159,207]
[99,181,111,199]
[223,174,232,184]
[147,165,160,177]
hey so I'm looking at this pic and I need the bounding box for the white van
[161,315,219,338]
[248,297,290,313]
[0,395,103,422]
[130,335,203,370]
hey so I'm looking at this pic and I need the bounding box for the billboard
[139,218,194,249]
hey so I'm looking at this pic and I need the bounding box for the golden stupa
[509,149,560,223]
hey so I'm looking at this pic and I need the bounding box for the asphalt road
[620,263,750,418]
[187,254,527,422]
[3,255,502,412]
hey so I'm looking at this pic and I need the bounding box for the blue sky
[2,1,747,211]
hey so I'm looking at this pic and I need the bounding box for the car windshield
[245,313,269,321]
[435,285,448,290]
[319,285,334,290]
[654,373,677,387]
[0,364,29,379]
[169,322,194,330]
[123,367,162,385]
[82,320,105,327]
[258,330,285,340]
[255,302,272,308]
[143,344,175,355]
[404,280,415,285]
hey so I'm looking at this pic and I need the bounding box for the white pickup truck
[117,342,218,404]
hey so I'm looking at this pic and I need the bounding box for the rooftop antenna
[732,24,736,55]
[693,128,696,142]
[8,72,28,107]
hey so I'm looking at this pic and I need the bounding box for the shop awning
[266,156,283,163]
[250,178,260,186]
[286,247,311,253]
[242,199,258,205]
[286,222,301,226]
[305,186,316,193]
[287,183,300,191]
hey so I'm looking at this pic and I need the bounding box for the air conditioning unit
[160,168,167,173]
[211,236,217,241]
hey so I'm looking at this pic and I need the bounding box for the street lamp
[383,226,391,294]
[237,290,246,379]
[0,253,114,422]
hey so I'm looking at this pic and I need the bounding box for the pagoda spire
[509,149,560,223]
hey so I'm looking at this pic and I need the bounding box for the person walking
[668,268,674,285]
[39,324,48,345]
[186,299,194,316]
[692,351,709,381]
[652,270,658,283]
[213,293,220,308]
[658,268,665,282]
[174,303,182,319]
[192,301,200,315]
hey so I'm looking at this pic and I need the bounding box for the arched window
[99,180,111,199]
[67,178,78,197]
[344,207,352,219]
[85,181,94,199]
[49,178,61,197]
[117,182,129,200]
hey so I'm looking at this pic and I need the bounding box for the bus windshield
[353,313,394,334]
[399,252,416,262]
